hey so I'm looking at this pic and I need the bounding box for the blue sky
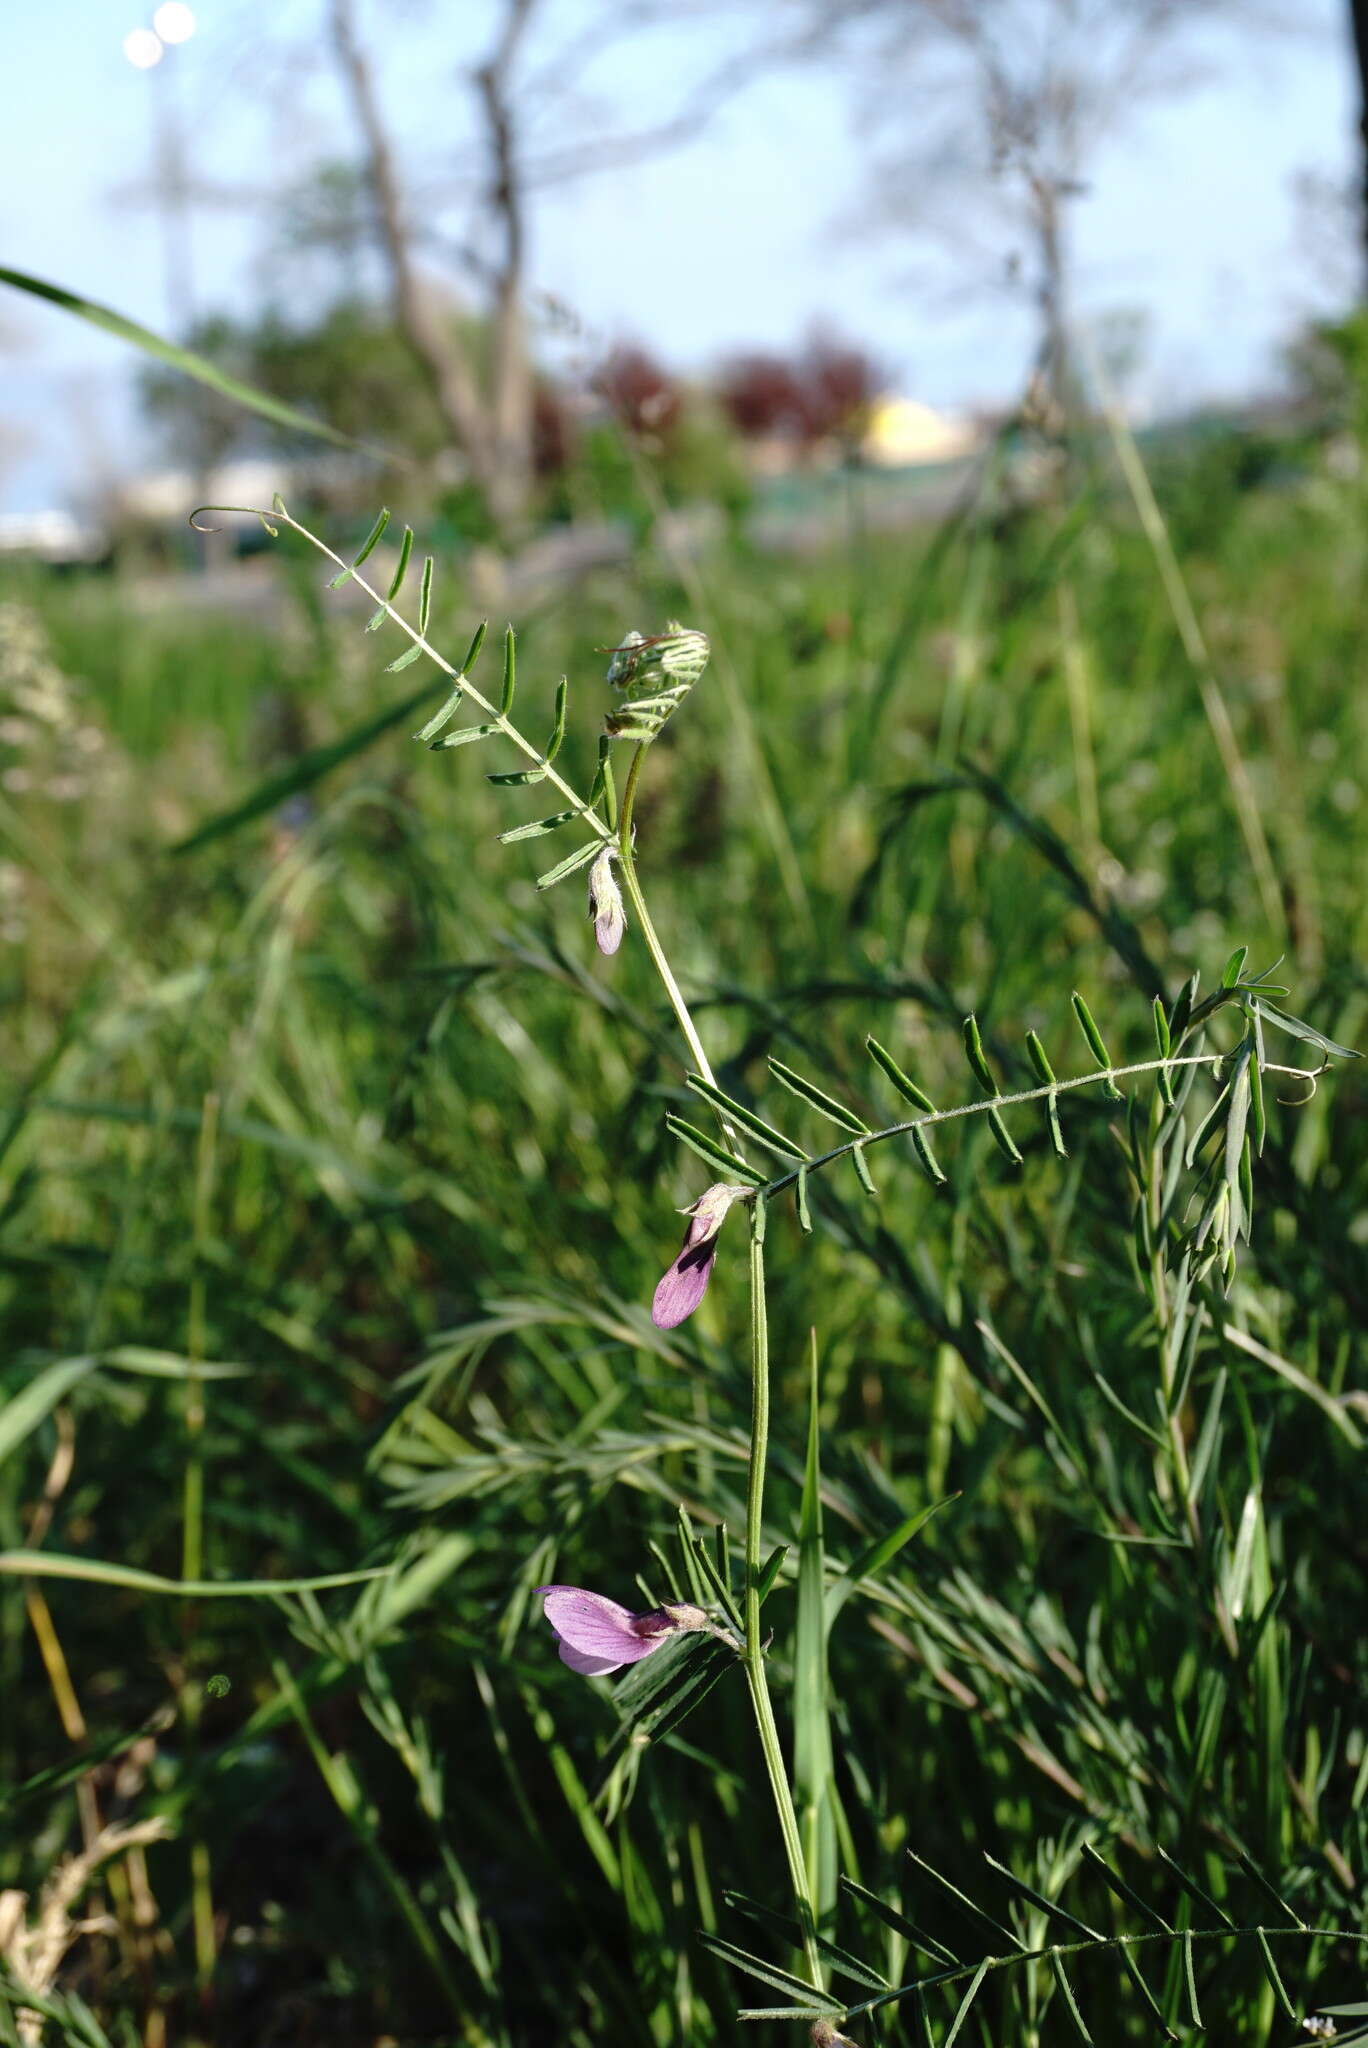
[0,0,1358,513]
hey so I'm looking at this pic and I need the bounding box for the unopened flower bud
[605,620,710,741]
[658,1602,711,1632]
[651,1181,750,1328]
[588,844,626,955]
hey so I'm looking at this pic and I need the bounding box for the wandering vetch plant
[200,492,1363,2040]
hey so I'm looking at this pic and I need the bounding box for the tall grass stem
[1085,344,1284,941]
[183,1091,220,2013]
[743,1208,824,1988]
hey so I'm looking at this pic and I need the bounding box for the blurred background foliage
[1,406,1366,2041]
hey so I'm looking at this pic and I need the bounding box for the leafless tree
[1350,0,1368,291]
[325,0,781,540]
[788,0,1279,418]
[328,0,537,536]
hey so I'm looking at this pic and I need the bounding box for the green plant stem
[616,742,744,1153]
[743,1207,824,1988]
[183,1091,219,2019]
[757,1053,1319,1204]
[273,1657,473,2029]
[1145,1120,1203,1549]
[616,750,819,1986]
[231,507,613,846]
[1084,345,1284,943]
[182,1093,217,1586]
[841,1921,1366,2024]
[606,438,813,930]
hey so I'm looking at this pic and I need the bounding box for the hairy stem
[843,1921,1366,2024]
[197,505,612,844]
[757,1053,1320,1204]
[616,741,743,1152]
[183,1091,220,2017]
[744,1206,824,1987]
[617,745,816,1981]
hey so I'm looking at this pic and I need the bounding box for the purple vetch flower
[588,845,626,956]
[535,1584,711,1676]
[650,1182,751,1330]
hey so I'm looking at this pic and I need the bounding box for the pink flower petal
[557,1640,629,1677]
[588,848,626,956]
[651,1239,718,1329]
[537,1586,668,1670]
[595,907,624,955]
[649,1183,750,1329]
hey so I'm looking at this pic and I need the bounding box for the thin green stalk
[1058,582,1100,855]
[615,759,820,1987]
[218,506,613,846]
[616,742,742,1153]
[841,1921,1367,2024]
[758,1054,1317,1204]
[1083,344,1283,942]
[607,430,813,929]
[182,1092,218,1586]
[1144,1116,1202,1547]
[272,1658,474,2029]
[743,1207,824,1988]
[183,1092,219,2018]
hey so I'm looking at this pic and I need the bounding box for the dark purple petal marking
[651,1236,719,1329]
[648,1182,750,1330]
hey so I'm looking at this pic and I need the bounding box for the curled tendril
[1275,1065,1322,1107]
[187,500,278,536]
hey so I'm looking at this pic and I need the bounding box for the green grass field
[1,427,1365,2046]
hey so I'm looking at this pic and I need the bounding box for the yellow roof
[863,396,979,467]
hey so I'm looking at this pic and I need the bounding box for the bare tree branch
[1351,0,1368,291]
[786,0,1295,413]
[328,0,506,512]
[474,0,538,530]
[516,36,796,189]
